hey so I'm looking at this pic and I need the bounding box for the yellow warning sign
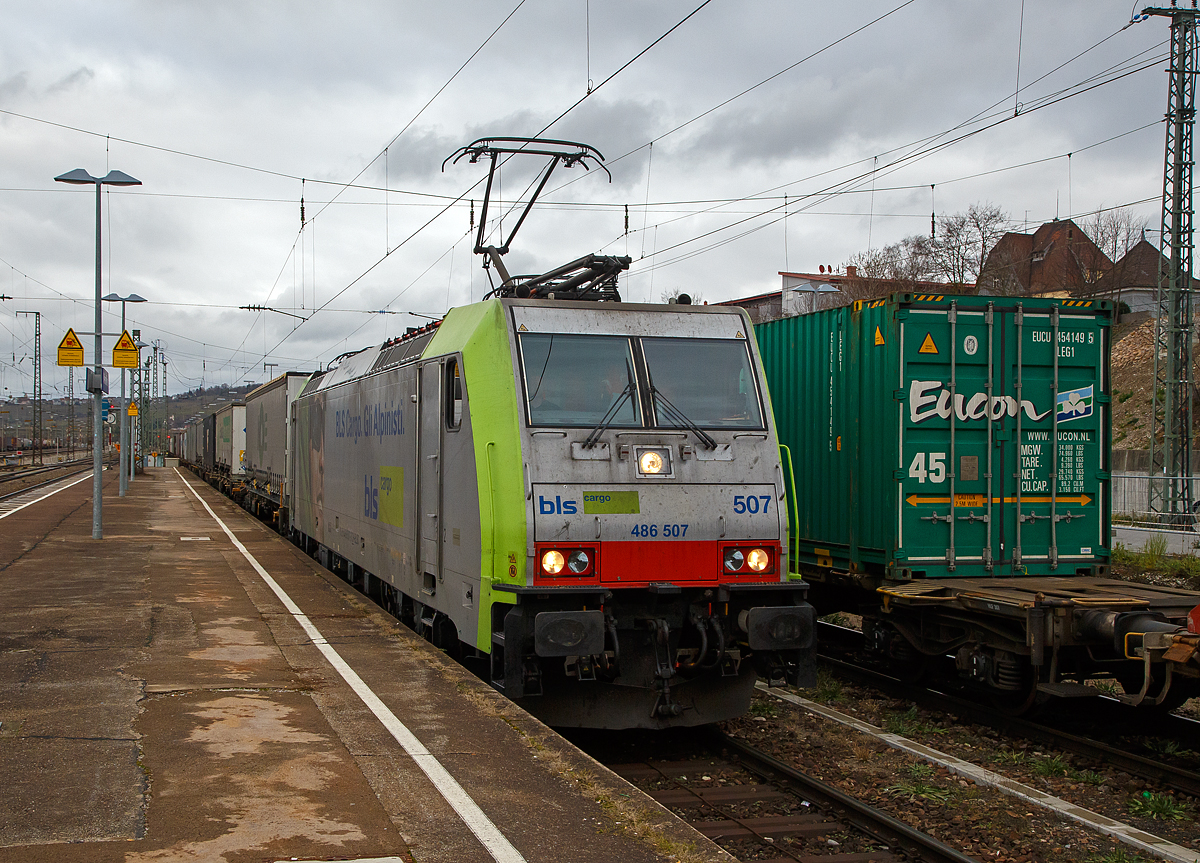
[735,331,746,339]
[57,328,84,366]
[874,326,885,346]
[918,333,938,354]
[112,330,139,368]
[127,401,139,417]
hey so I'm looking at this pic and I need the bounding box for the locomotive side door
[416,360,443,590]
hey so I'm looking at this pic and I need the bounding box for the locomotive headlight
[724,548,745,572]
[746,547,771,572]
[541,550,565,575]
[639,450,664,474]
[567,549,591,574]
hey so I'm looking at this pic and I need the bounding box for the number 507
[733,494,772,514]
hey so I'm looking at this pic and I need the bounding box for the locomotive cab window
[519,333,642,428]
[641,337,764,429]
[445,359,463,430]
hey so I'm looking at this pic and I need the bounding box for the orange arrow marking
[906,493,1093,507]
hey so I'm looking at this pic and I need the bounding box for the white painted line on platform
[760,682,1200,863]
[0,472,93,520]
[175,469,527,863]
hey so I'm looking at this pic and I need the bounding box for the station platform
[0,467,726,863]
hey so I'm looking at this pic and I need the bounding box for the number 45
[908,452,946,484]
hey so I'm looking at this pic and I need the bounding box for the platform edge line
[174,468,528,863]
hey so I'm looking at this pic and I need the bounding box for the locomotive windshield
[519,331,764,430]
[520,333,642,428]
[642,337,764,429]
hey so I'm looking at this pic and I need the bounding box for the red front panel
[533,540,783,587]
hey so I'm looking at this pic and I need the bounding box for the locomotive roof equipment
[444,137,630,301]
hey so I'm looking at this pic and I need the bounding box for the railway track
[813,621,1200,799]
[0,459,109,503]
[592,727,978,863]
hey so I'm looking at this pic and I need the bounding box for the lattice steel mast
[16,310,42,466]
[1148,3,1199,518]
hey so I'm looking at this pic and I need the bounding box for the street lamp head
[102,293,147,303]
[54,168,141,187]
[55,168,98,185]
[101,170,141,187]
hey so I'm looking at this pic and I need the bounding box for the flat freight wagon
[758,293,1200,709]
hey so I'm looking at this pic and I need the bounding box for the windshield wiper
[582,358,637,449]
[651,385,718,450]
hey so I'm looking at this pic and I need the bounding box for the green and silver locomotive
[289,296,815,728]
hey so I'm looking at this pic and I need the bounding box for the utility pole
[16,311,42,466]
[1147,3,1199,521]
[68,370,75,460]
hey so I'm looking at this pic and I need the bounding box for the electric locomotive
[287,295,815,728]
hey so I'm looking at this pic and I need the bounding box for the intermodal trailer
[243,372,312,526]
[214,401,247,479]
[756,293,1111,581]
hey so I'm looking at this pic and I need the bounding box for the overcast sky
[0,0,1177,399]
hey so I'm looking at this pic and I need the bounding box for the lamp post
[55,168,142,539]
[102,292,146,497]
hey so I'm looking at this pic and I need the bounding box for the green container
[756,293,1112,580]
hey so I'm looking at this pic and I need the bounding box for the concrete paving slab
[0,466,729,863]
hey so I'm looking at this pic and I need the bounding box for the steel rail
[0,461,110,503]
[713,729,980,863]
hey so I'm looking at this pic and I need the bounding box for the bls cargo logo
[1056,385,1093,423]
[538,495,578,515]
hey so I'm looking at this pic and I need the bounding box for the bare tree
[929,203,1008,285]
[1083,207,1149,265]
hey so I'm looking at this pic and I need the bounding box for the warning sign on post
[57,328,84,366]
[128,401,139,417]
[112,330,139,368]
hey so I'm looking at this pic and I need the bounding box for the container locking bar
[1049,306,1060,569]
[1013,303,1024,571]
[947,301,957,571]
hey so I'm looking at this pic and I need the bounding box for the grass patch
[803,667,845,704]
[991,749,1028,766]
[1086,847,1147,863]
[885,766,953,803]
[1075,769,1107,786]
[748,699,781,719]
[1127,791,1194,821]
[1141,534,1169,570]
[1032,754,1072,778]
[883,706,947,737]
[1139,737,1199,760]
[1111,542,1135,566]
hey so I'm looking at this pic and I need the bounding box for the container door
[898,301,1000,574]
[416,360,443,585]
[1001,306,1107,573]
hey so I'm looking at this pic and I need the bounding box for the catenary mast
[1147,3,1199,520]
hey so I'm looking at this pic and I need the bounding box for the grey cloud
[46,66,93,95]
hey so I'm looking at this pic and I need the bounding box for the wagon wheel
[987,672,1042,716]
